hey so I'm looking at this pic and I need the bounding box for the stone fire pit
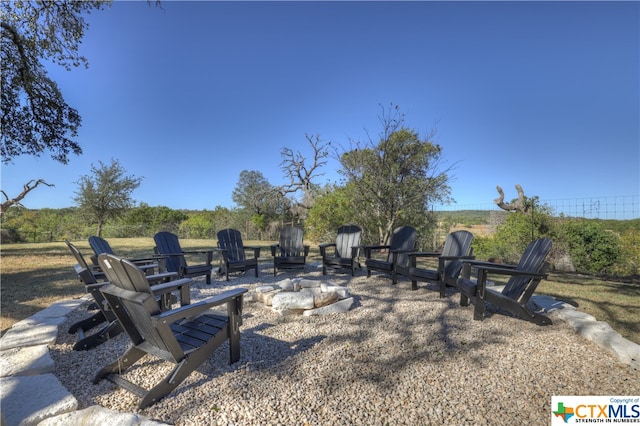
[251,278,354,316]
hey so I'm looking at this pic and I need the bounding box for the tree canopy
[1,1,110,164]
[73,159,142,237]
[339,105,451,244]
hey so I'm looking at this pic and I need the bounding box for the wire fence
[435,195,639,220]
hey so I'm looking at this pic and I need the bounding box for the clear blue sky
[3,1,639,212]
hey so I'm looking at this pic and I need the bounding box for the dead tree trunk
[494,184,528,213]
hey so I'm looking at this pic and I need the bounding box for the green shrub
[558,220,621,274]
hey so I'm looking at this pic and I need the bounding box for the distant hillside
[434,210,496,226]
[434,209,639,233]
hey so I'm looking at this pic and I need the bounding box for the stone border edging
[533,295,639,370]
[0,296,169,426]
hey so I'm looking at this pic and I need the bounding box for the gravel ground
[50,262,640,425]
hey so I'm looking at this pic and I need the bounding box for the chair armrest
[318,243,335,257]
[462,259,517,269]
[473,264,548,298]
[391,248,418,254]
[154,288,248,323]
[182,249,213,264]
[408,252,440,258]
[408,252,440,267]
[438,255,475,261]
[318,243,335,256]
[150,277,192,306]
[147,271,179,283]
[437,255,475,270]
[244,246,262,258]
[360,245,390,258]
[475,265,547,278]
[215,248,230,263]
[270,244,278,257]
[303,245,310,256]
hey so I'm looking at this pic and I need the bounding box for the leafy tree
[305,185,356,242]
[1,1,111,164]
[119,203,188,236]
[338,105,451,245]
[232,170,288,238]
[74,159,142,237]
[179,210,217,239]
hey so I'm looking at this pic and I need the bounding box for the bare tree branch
[1,179,54,216]
[277,134,329,217]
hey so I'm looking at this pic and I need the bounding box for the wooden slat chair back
[456,238,553,325]
[95,254,247,409]
[319,224,362,276]
[363,226,417,284]
[153,231,213,284]
[279,226,304,257]
[154,231,187,275]
[64,240,123,350]
[407,230,474,294]
[389,225,418,269]
[89,235,162,274]
[216,229,260,281]
[66,240,104,284]
[441,230,475,280]
[502,237,553,302]
[218,229,246,262]
[270,226,310,275]
[335,225,362,259]
[88,235,114,256]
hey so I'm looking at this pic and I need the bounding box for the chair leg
[439,281,446,298]
[473,301,485,321]
[206,273,211,284]
[411,280,418,291]
[139,358,196,409]
[460,293,470,306]
[94,346,146,383]
[68,311,107,334]
[73,321,123,351]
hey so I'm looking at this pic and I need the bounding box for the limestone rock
[303,297,354,316]
[271,291,315,310]
[314,292,339,308]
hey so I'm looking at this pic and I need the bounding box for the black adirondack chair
[66,240,182,350]
[456,238,553,325]
[270,226,310,276]
[89,235,163,273]
[216,229,261,280]
[362,226,417,284]
[153,231,214,284]
[406,230,475,294]
[319,224,362,276]
[94,253,247,409]
[65,240,117,350]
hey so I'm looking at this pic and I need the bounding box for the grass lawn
[1,238,639,345]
